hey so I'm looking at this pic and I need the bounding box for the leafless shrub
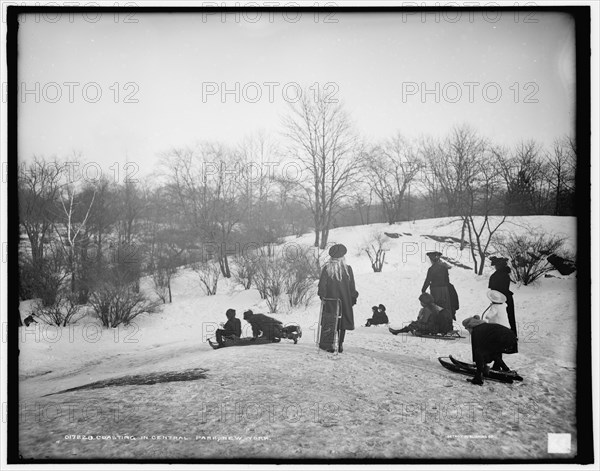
[283,246,320,307]
[192,260,221,295]
[496,231,567,285]
[89,283,160,328]
[34,290,84,326]
[362,232,389,272]
[231,253,258,290]
[254,258,286,313]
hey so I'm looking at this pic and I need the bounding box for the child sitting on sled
[391,293,453,335]
[207,308,241,349]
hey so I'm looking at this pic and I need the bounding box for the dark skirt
[430,286,455,316]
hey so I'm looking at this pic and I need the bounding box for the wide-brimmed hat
[418,292,435,305]
[371,305,378,311]
[426,251,442,259]
[462,315,486,330]
[487,290,507,304]
[490,256,508,266]
[329,244,347,259]
[378,304,386,311]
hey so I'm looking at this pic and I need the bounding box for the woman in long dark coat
[488,256,517,335]
[318,244,358,353]
[421,251,455,320]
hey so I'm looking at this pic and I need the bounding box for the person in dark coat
[488,256,517,335]
[422,251,456,320]
[365,306,379,327]
[318,243,358,353]
[365,305,388,326]
[393,293,453,334]
[462,315,519,385]
[208,308,242,349]
[377,304,389,324]
[243,310,283,341]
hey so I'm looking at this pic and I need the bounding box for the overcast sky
[17,10,576,176]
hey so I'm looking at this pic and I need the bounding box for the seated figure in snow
[391,293,453,335]
[365,304,389,326]
[208,308,242,349]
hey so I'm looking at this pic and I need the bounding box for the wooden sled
[317,298,341,353]
[411,330,464,340]
[389,326,464,340]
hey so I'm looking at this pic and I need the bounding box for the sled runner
[208,336,278,349]
[449,355,523,381]
[438,356,522,384]
[388,326,464,340]
[317,298,341,353]
[411,330,464,340]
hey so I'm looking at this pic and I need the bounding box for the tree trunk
[478,255,486,275]
[320,228,330,250]
[223,253,231,278]
[460,218,467,251]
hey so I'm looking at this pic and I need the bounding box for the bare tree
[119,179,146,246]
[85,177,120,263]
[283,88,361,249]
[548,136,576,215]
[365,134,422,225]
[53,178,96,295]
[18,157,65,264]
[422,125,487,218]
[461,152,506,275]
[351,188,374,226]
[160,142,247,278]
[496,140,549,215]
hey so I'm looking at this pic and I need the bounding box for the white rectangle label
[548,433,571,454]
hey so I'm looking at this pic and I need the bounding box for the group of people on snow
[207,309,302,349]
[313,243,519,385]
[207,240,520,386]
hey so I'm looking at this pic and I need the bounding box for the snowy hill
[18,216,579,459]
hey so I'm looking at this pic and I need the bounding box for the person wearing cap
[421,251,456,320]
[393,293,453,335]
[208,308,242,349]
[318,243,358,352]
[488,256,517,335]
[462,315,519,385]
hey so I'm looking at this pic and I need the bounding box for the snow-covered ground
[18,216,579,459]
